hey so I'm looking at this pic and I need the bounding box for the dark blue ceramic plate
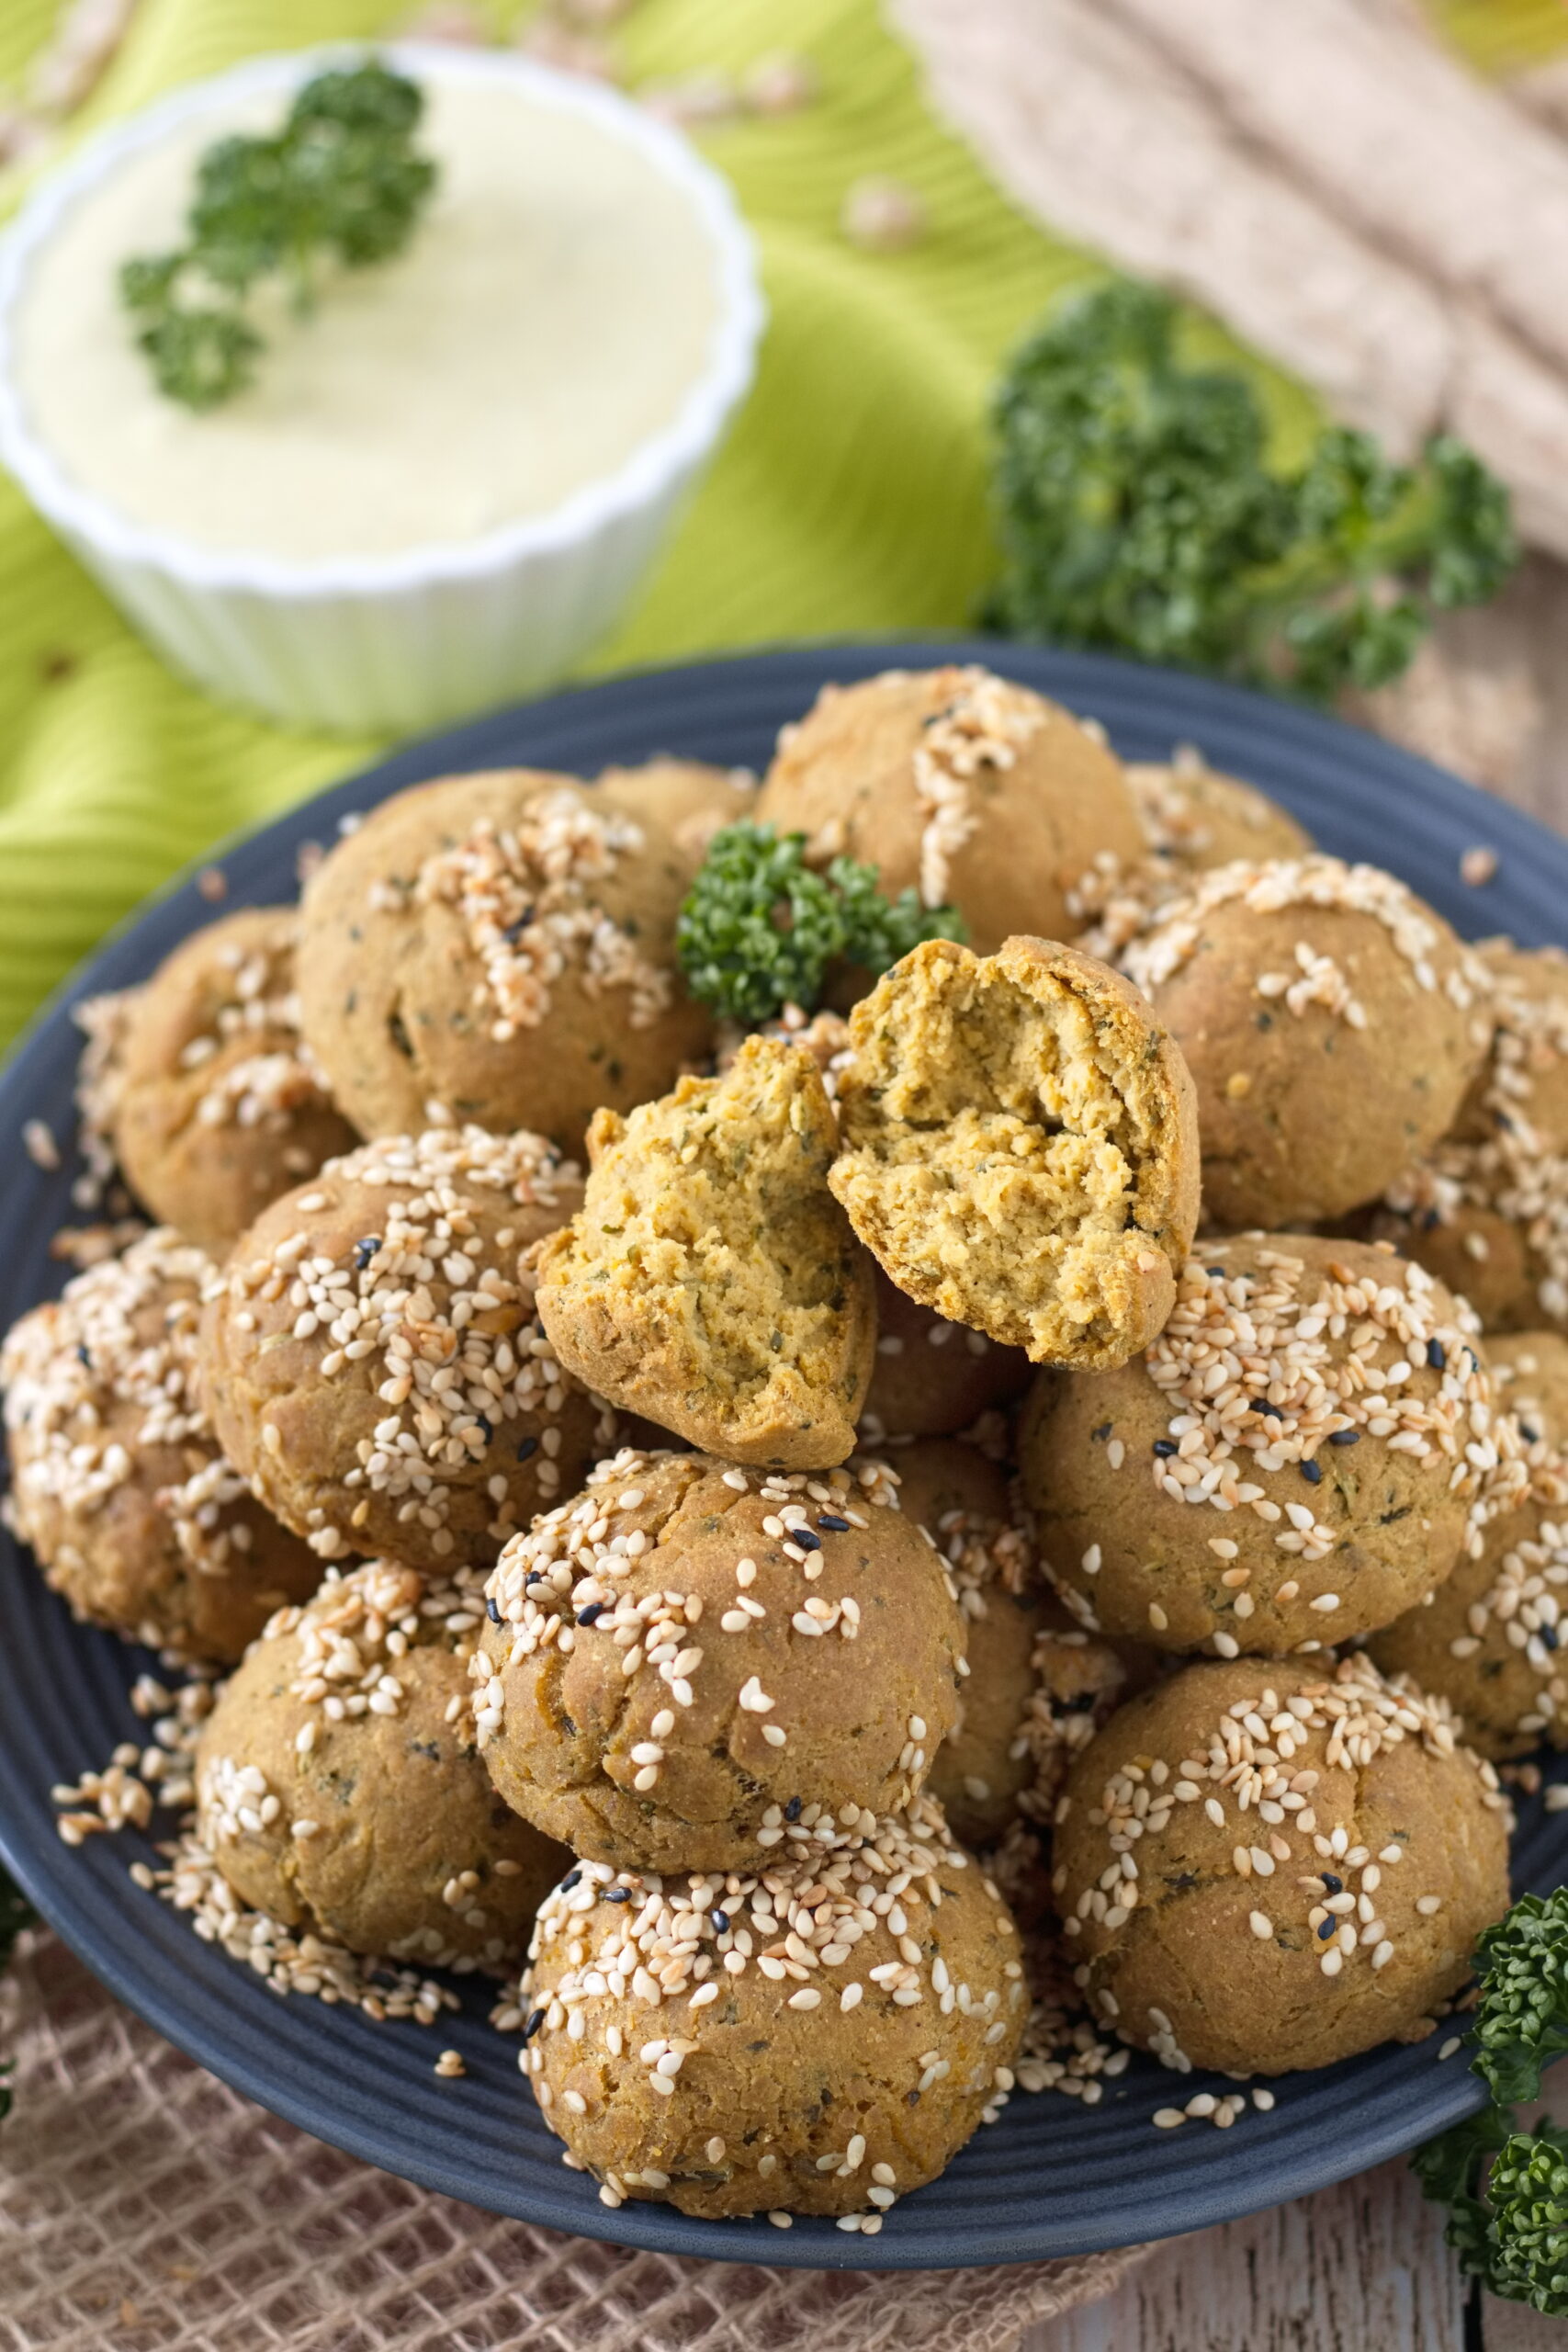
[2,640,1565,2271]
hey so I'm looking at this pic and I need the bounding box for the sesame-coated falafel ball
[1053,1655,1510,2076]
[1370,944,1568,1335]
[471,1449,966,1874]
[1370,1355,1568,1762]
[754,666,1145,959]
[1019,1235,1524,1657]
[517,1797,1026,2221]
[295,770,713,1157]
[110,908,357,1256]
[196,1558,568,1965]
[200,1127,604,1575]
[1122,856,1489,1229]
[2,1227,320,1663]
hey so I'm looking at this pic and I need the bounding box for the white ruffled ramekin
[0,44,764,735]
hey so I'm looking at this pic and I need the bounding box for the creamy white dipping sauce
[11,76,720,561]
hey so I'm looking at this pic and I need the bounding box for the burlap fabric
[0,1932,1145,2352]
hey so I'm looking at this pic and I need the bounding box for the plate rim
[2,633,1562,2272]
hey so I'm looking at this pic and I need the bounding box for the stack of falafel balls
[6,668,1566,2231]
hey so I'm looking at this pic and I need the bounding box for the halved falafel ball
[829,936,1200,1371]
[536,1037,875,1471]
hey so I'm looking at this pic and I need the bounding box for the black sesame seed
[1300,1459,1323,1485]
[75,1342,91,1367]
[1091,1422,1113,1442]
[577,1602,606,1626]
[604,1886,631,1903]
[515,1436,538,1463]
[476,1414,493,1442]
[486,1597,502,1624]
[1423,1208,1441,1231]
[1206,1266,1227,1278]
[818,1513,851,1533]
[711,1909,730,1934]
[354,1236,381,1270]
[1427,1339,1447,1371]
[1321,1872,1343,1892]
[1328,1429,1359,1447]
[1252,1400,1284,1420]
[525,1569,544,1588]
[795,1529,822,1552]
[523,2007,547,2041]
[784,1796,803,1822]
[502,910,535,941]
[560,1871,581,1892]
[1545,1626,1561,1652]
[1316,1917,1337,1941]
[1153,1440,1179,1458]
[1524,1425,1542,1445]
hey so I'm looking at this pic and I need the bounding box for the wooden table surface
[885,13,1568,2340]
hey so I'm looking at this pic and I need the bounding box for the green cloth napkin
[0,0,1522,1049]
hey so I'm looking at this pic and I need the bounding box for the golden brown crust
[1054,1656,1510,2076]
[473,1450,966,1873]
[1019,1234,1520,1657]
[196,1559,567,1962]
[828,935,1200,1371]
[754,666,1145,959]
[518,1801,1025,2219]
[536,1037,876,1470]
[113,908,357,1254]
[295,768,712,1156]
[200,1131,601,1574]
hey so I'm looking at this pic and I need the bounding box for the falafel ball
[196,1557,568,1964]
[1019,1235,1524,1657]
[1053,1654,1510,2075]
[2,1227,321,1662]
[111,908,358,1255]
[754,667,1145,958]
[472,1448,966,1872]
[295,769,713,1156]
[200,1126,604,1574]
[1121,856,1489,1228]
[517,1797,1025,2219]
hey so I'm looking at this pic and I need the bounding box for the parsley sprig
[676,820,965,1026]
[120,59,438,412]
[986,281,1517,702]
[1415,1888,1568,2315]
